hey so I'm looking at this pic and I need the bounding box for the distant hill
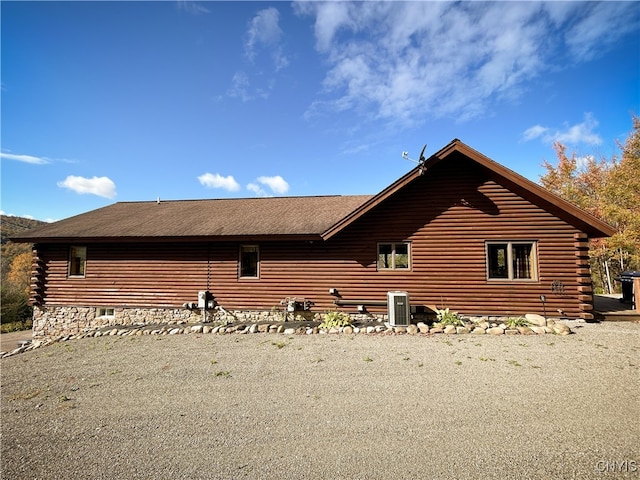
[1,216,47,276]
[1,215,46,245]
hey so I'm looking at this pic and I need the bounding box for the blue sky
[2,1,638,222]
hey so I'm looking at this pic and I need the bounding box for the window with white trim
[377,242,410,270]
[486,241,537,281]
[97,308,115,318]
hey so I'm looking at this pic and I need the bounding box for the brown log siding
[32,157,593,318]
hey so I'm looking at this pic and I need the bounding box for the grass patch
[0,320,32,334]
[212,370,231,378]
[10,388,42,401]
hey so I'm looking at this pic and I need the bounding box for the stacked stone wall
[32,306,391,339]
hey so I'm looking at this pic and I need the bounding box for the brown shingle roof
[14,195,373,242]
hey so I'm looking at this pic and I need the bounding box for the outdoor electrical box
[388,291,410,326]
[197,291,209,309]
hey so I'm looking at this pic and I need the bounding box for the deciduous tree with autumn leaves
[540,115,640,294]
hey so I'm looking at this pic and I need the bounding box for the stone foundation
[31,305,391,339]
[31,305,567,340]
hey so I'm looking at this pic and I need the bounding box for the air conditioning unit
[388,291,410,326]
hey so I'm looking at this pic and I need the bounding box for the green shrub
[319,311,352,329]
[505,317,529,328]
[434,307,464,326]
[0,285,32,327]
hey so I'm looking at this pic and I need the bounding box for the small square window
[240,245,259,278]
[69,246,86,277]
[486,241,537,281]
[378,243,410,270]
[97,308,115,317]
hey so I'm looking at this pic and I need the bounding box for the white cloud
[197,173,241,191]
[227,72,269,102]
[247,175,290,197]
[245,8,285,63]
[228,7,289,102]
[247,182,268,197]
[176,0,209,15]
[564,2,640,62]
[57,175,117,199]
[1,152,50,165]
[294,2,638,124]
[523,113,602,146]
[257,175,289,194]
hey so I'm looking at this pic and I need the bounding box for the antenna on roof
[401,144,428,174]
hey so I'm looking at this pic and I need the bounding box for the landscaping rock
[430,327,444,334]
[504,329,519,335]
[472,327,486,335]
[343,326,354,334]
[190,325,203,334]
[258,324,269,333]
[444,325,457,334]
[283,328,296,335]
[202,326,211,334]
[406,325,419,335]
[553,324,572,335]
[517,326,534,335]
[366,326,376,334]
[249,324,258,334]
[525,314,547,327]
[530,326,546,335]
[487,327,504,335]
[456,326,470,334]
[394,326,407,334]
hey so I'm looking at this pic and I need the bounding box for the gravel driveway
[2,321,639,479]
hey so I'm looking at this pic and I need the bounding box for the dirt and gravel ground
[2,321,639,479]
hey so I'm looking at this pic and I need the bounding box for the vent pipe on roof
[157,196,160,204]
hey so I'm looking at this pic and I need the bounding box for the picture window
[486,241,537,281]
[377,243,410,270]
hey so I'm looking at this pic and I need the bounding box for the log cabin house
[13,140,615,337]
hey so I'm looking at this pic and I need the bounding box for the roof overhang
[13,234,325,245]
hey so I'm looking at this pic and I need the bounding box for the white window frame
[486,241,538,282]
[377,242,411,271]
[97,307,115,318]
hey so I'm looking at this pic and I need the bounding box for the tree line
[539,115,639,294]
[1,216,44,329]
